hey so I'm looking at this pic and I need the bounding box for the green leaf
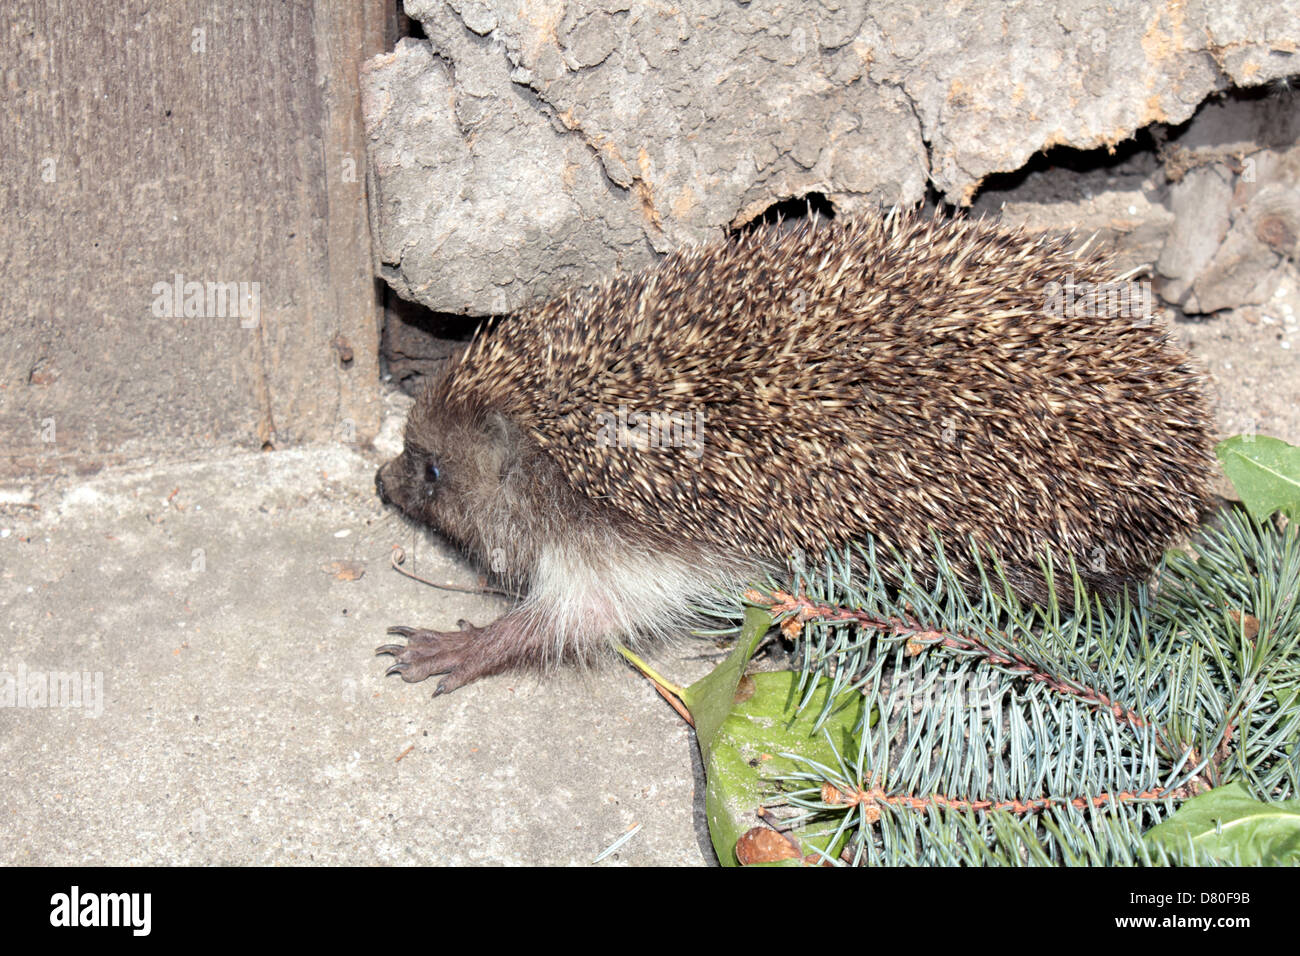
[699,670,868,866]
[682,607,870,866]
[682,606,772,762]
[1143,782,1300,865]
[1216,434,1300,521]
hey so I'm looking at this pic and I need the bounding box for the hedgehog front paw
[376,624,483,695]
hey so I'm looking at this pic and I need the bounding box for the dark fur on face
[376,398,551,587]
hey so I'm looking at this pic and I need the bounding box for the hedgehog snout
[374,464,392,506]
[375,458,412,511]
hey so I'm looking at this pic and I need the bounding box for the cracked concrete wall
[362,0,1298,314]
[1157,95,1300,312]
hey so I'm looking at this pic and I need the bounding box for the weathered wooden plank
[0,0,384,477]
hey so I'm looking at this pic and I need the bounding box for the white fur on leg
[526,532,766,666]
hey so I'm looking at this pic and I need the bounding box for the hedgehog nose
[375,466,391,505]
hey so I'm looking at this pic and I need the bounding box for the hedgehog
[374,209,1216,695]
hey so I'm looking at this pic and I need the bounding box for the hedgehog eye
[423,460,442,483]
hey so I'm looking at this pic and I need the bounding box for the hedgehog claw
[385,625,427,640]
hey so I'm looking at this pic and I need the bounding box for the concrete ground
[2,285,1297,866]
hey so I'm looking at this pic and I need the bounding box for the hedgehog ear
[480,411,519,479]
[482,411,512,446]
